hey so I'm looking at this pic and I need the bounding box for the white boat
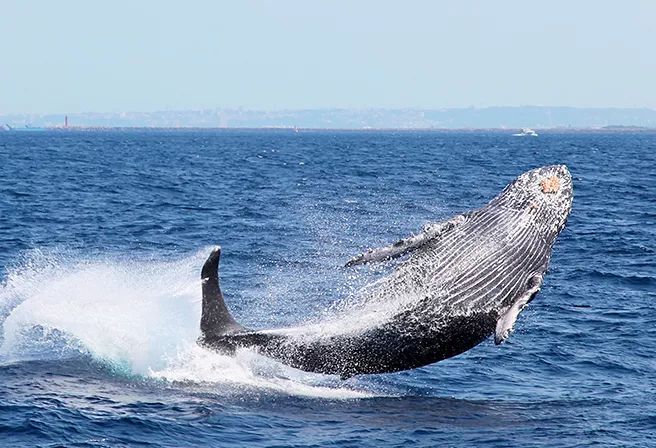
[513,127,538,137]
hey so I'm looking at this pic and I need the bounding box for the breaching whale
[197,165,573,378]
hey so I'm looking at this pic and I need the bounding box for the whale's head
[492,165,573,241]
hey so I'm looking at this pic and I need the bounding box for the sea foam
[0,248,374,398]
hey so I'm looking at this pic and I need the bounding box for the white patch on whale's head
[492,165,573,240]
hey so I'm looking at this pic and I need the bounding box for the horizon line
[2,105,656,116]
[3,125,655,133]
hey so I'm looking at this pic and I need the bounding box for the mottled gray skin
[198,165,573,378]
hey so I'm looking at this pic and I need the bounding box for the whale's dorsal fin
[494,274,543,345]
[199,246,246,342]
[345,214,466,267]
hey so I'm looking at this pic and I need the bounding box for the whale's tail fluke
[198,246,246,344]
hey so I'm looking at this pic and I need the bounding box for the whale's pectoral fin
[345,214,466,267]
[199,246,246,345]
[494,274,543,345]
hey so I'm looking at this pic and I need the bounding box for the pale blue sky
[1,1,654,114]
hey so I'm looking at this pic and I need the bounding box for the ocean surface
[0,130,654,447]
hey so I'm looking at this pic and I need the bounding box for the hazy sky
[1,1,655,114]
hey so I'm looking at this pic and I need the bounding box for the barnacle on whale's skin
[540,176,561,194]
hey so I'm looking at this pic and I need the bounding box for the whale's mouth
[539,176,560,194]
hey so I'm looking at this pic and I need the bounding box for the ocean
[1,130,654,447]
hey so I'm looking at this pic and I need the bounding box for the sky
[1,1,655,114]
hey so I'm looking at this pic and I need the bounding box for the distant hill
[2,106,656,129]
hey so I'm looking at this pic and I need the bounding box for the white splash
[0,248,375,399]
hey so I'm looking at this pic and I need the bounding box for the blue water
[1,130,654,447]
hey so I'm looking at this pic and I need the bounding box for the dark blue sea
[1,130,654,447]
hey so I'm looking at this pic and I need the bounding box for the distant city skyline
[2,1,655,114]
[3,106,656,129]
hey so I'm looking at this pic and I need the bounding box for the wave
[575,268,655,289]
[0,248,375,399]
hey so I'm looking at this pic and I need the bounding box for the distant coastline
[3,106,656,130]
[2,125,654,133]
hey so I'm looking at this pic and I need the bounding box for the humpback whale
[197,165,573,378]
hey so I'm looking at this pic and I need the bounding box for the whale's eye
[540,176,560,194]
